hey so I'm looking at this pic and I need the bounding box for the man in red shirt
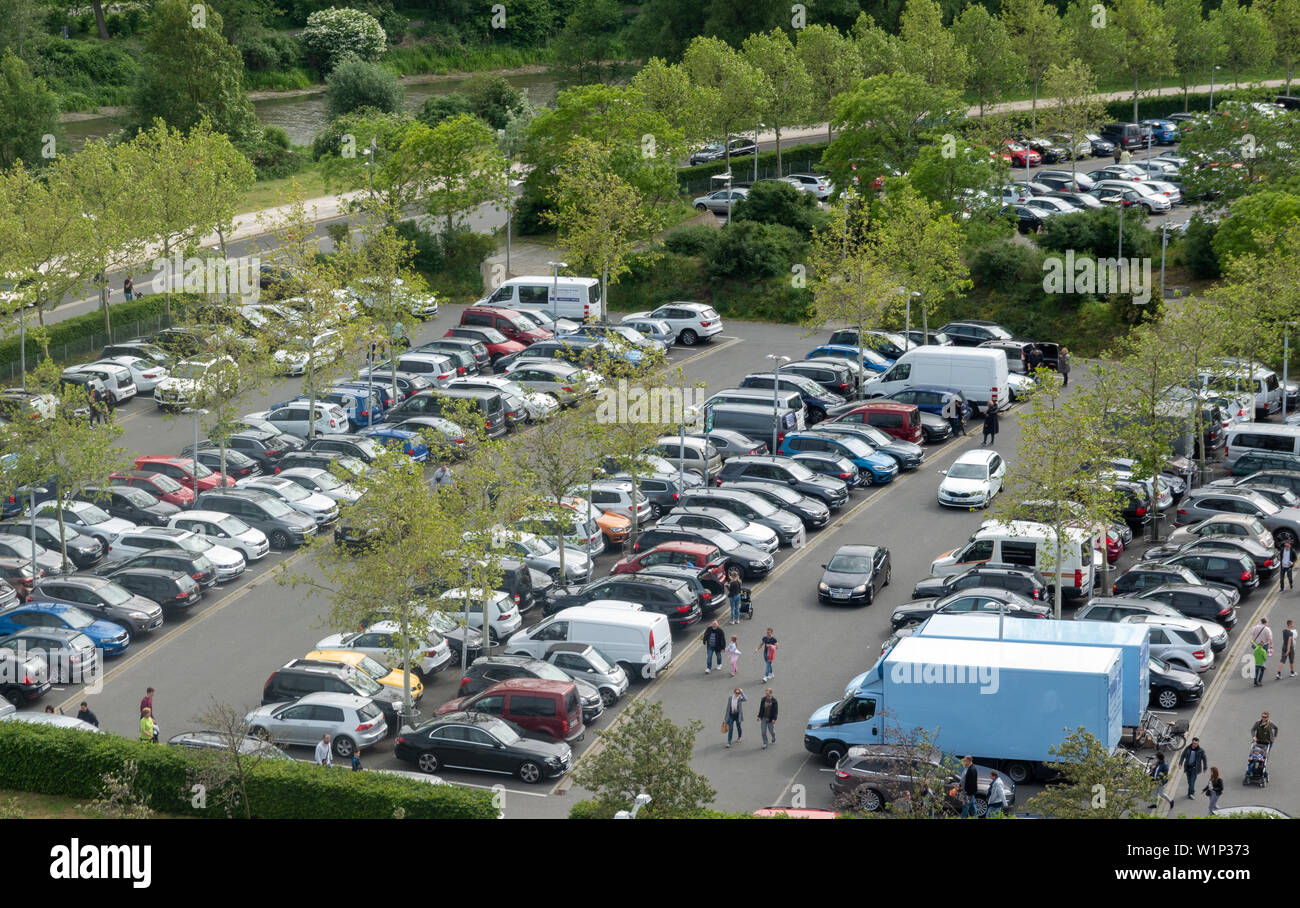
[140,686,155,717]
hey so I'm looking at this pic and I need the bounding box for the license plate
[831,590,850,599]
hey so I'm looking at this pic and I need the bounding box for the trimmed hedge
[0,722,496,819]
[677,142,831,195]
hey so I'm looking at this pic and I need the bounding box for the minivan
[651,436,724,479]
[437,678,585,743]
[478,275,604,322]
[1099,122,1151,150]
[383,388,508,439]
[706,403,805,451]
[705,387,807,424]
[829,401,924,444]
[1225,423,1300,467]
[505,605,673,680]
[1200,366,1283,419]
[928,520,1097,599]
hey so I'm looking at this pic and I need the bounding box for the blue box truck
[806,636,1124,784]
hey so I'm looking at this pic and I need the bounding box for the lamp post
[1285,323,1300,421]
[499,129,512,276]
[1118,200,1125,260]
[677,404,701,495]
[365,137,377,201]
[896,288,921,349]
[766,354,790,453]
[754,122,765,184]
[182,407,208,500]
[546,261,567,322]
[1159,220,1172,303]
[1209,65,1221,111]
[614,792,652,819]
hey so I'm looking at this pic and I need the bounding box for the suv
[675,488,805,546]
[629,525,773,579]
[0,647,50,707]
[1175,487,1300,546]
[1111,561,1210,596]
[910,563,1052,602]
[830,745,1012,815]
[716,455,849,509]
[546,574,703,629]
[1230,450,1300,477]
[436,678,585,744]
[0,627,94,686]
[541,643,630,706]
[740,372,847,424]
[1099,121,1151,150]
[782,360,859,399]
[455,655,604,725]
[30,575,164,634]
[193,489,317,549]
[262,660,405,733]
[1121,615,1214,671]
[938,321,1013,347]
[828,401,924,445]
[717,480,830,529]
[1134,584,1239,628]
[1076,596,1229,651]
[460,306,554,345]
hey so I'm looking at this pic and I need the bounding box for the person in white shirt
[315,733,333,767]
[1280,541,1293,591]
[432,463,453,491]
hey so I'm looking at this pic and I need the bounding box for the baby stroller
[738,587,754,620]
[1244,743,1269,787]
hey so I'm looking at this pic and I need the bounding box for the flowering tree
[301,8,386,73]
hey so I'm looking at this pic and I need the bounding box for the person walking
[351,750,362,772]
[123,276,134,301]
[1181,738,1208,799]
[76,702,99,728]
[1251,618,1273,686]
[1281,542,1294,591]
[757,688,778,750]
[723,687,746,747]
[315,734,333,767]
[725,635,741,677]
[1278,619,1296,679]
[985,770,1008,818]
[1150,751,1169,786]
[702,620,726,674]
[1112,145,1123,165]
[726,567,743,625]
[941,395,965,437]
[432,462,453,492]
[140,687,154,718]
[959,755,980,818]
[1251,711,1279,754]
[1203,767,1223,815]
[981,408,999,446]
[1058,347,1071,387]
[756,627,778,681]
[88,387,107,427]
[1119,147,1132,164]
[138,707,157,743]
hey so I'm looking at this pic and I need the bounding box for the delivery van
[929,519,1099,599]
[866,347,1009,413]
[478,276,604,322]
[504,605,673,680]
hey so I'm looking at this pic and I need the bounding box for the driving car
[937,449,1007,509]
[817,544,892,606]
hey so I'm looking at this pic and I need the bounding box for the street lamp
[1285,322,1300,421]
[1159,220,1175,303]
[1210,65,1222,111]
[677,404,701,494]
[499,128,512,276]
[363,137,378,200]
[614,792,652,820]
[181,407,208,499]
[754,122,765,184]
[546,261,567,322]
[766,354,790,453]
[896,288,921,349]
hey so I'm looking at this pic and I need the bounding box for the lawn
[237,169,330,215]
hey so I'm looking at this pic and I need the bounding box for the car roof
[295,691,372,708]
[832,544,879,556]
[952,449,1000,465]
[478,678,574,694]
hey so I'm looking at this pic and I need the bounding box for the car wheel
[518,761,543,784]
[864,585,874,605]
[861,473,873,487]
[649,504,662,520]
[1005,761,1032,784]
[679,329,699,347]
[269,530,289,550]
[694,203,708,211]
[852,786,885,812]
[333,735,356,758]
[250,726,271,742]
[599,687,618,707]
[973,796,989,817]
[821,741,847,766]
[417,752,440,774]
[3,689,24,708]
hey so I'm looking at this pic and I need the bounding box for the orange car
[561,496,630,544]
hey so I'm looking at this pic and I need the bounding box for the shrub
[513,186,551,236]
[731,180,825,237]
[1035,207,1155,259]
[241,31,304,72]
[663,224,719,258]
[968,239,1047,299]
[1179,215,1221,280]
[705,221,805,282]
[301,7,387,74]
[417,92,473,127]
[325,59,403,118]
[249,125,309,179]
[462,73,524,130]
[396,223,497,298]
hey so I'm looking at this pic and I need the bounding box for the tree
[462,73,526,130]
[681,37,770,181]
[326,60,402,119]
[1024,728,1159,818]
[417,93,473,127]
[300,7,387,73]
[1263,0,1300,92]
[570,700,716,818]
[315,109,421,215]
[1042,59,1106,191]
[832,725,962,817]
[129,0,261,149]
[897,0,968,91]
[0,0,48,57]
[1165,0,1225,111]
[1212,190,1300,263]
[796,25,861,144]
[741,29,813,174]
[851,12,905,77]
[1210,0,1276,88]
[85,761,154,819]
[0,164,90,334]
[1001,0,1066,130]
[1111,0,1176,122]
[0,52,60,171]
[869,187,970,338]
[1159,299,1236,482]
[622,0,707,60]
[627,57,703,145]
[1061,0,1122,79]
[1178,100,1300,212]
[184,700,281,818]
[552,0,624,85]
[394,114,507,237]
[953,6,1023,117]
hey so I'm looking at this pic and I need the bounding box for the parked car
[246,692,387,757]
[0,602,130,656]
[394,711,571,782]
[1121,615,1214,672]
[1111,560,1220,597]
[315,620,453,678]
[0,518,105,568]
[167,510,270,562]
[108,470,196,509]
[889,588,1049,630]
[937,449,1006,509]
[830,745,1012,815]
[910,563,1052,603]
[1174,487,1300,547]
[456,655,604,725]
[1134,584,1239,628]
[30,499,134,545]
[1147,654,1204,709]
[30,575,164,634]
[0,626,98,684]
[622,303,723,347]
[106,565,202,613]
[689,139,757,165]
[545,574,703,629]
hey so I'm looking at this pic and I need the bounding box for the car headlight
[853,585,867,594]
[128,611,149,619]
[818,582,829,592]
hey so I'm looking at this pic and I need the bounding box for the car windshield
[827,554,873,573]
[216,516,250,535]
[1150,655,1172,672]
[258,497,294,518]
[57,607,94,628]
[270,482,309,501]
[338,457,367,475]
[354,439,384,460]
[176,535,209,554]
[784,462,816,481]
[356,654,391,676]
[97,583,132,605]
[835,436,874,458]
[345,671,382,695]
[947,463,989,480]
[587,648,615,672]
[76,504,112,524]
[170,362,208,380]
[703,532,739,554]
[530,662,571,682]
[517,535,551,556]
[148,474,183,492]
[487,719,520,745]
[311,471,343,491]
[185,460,213,478]
[1249,496,1280,516]
[2,538,41,558]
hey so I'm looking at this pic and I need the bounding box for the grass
[0,788,187,819]
[236,168,329,214]
[381,44,552,78]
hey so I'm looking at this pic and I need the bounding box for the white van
[1224,422,1300,467]
[505,606,673,679]
[705,388,808,426]
[1198,365,1282,419]
[929,519,1098,599]
[866,347,1009,413]
[478,275,604,322]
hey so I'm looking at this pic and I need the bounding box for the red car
[610,541,728,583]
[1105,533,1122,563]
[1001,141,1042,168]
[443,326,526,365]
[460,306,554,346]
[109,470,196,508]
[132,456,236,494]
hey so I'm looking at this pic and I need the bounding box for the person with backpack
[755,627,778,681]
[701,620,726,674]
[1181,738,1208,800]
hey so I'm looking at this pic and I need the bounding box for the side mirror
[820,563,827,569]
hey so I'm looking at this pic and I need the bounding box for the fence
[1,311,174,382]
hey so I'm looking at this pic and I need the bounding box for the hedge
[677,142,831,195]
[0,723,496,819]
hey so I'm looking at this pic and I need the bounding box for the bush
[0,722,495,819]
[249,125,309,179]
[326,59,403,118]
[1179,215,1221,279]
[968,239,1047,300]
[731,180,826,237]
[1035,207,1155,259]
[241,31,304,71]
[663,224,719,257]
[301,7,387,74]
[30,36,139,109]
[397,223,497,298]
[513,186,551,236]
[0,294,185,376]
[462,73,524,130]
[705,221,805,282]
[418,92,473,127]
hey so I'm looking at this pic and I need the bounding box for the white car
[244,692,387,756]
[63,362,137,405]
[99,355,168,393]
[624,303,723,347]
[316,621,453,678]
[1023,196,1079,216]
[1142,178,1182,205]
[106,525,246,582]
[937,450,1007,509]
[1005,371,1036,401]
[168,510,270,561]
[618,317,676,347]
[246,401,349,439]
[1094,180,1173,212]
[236,476,339,525]
[781,172,835,200]
[448,375,558,422]
[154,357,237,410]
[32,499,135,544]
[656,507,779,552]
[276,467,362,505]
[435,588,522,642]
[273,330,344,376]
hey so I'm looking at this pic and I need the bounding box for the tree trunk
[775,125,783,174]
[91,0,109,40]
[555,520,568,592]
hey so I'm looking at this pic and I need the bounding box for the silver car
[488,528,593,585]
[618,317,676,347]
[656,507,780,552]
[584,480,653,525]
[543,643,630,707]
[692,188,748,217]
[104,526,246,582]
[0,534,67,575]
[502,360,596,407]
[237,476,340,525]
[1175,487,1300,547]
[276,467,363,505]
[315,620,452,678]
[245,692,388,758]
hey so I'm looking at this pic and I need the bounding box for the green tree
[851,12,905,77]
[1210,0,1276,87]
[1001,0,1067,130]
[622,0,706,60]
[0,164,88,335]
[1165,0,1225,111]
[741,29,813,173]
[394,114,507,236]
[869,187,970,338]
[1212,190,1300,263]
[417,93,473,127]
[0,0,47,58]
[1263,0,1300,92]
[129,0,261,149]
[1024,728,1159,818]
[552,0,624,85]
[1111,0,1175,122]
[1178,99,1300,211]
[906,141,1004,223]
[569,700,716,818]
[627,57,703,145]
[1042,59,1106,190]
[682,36,770,180]
[897,0,968,91]
[953,5,1023,117]
[796,24,861,144]
[0,51,60,171]
[326,60,402,118]
[1061,0,1122,79]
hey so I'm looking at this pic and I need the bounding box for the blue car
[885,386,972,421]
[359,426,430,463]
[320,386,387,430]
[806,345,892,373]
[1140,119,1178,145]
[0,602,130,656]
[779,431,899,484]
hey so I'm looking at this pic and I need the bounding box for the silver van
[1199,366,1282,419]
[1224,423,1300,467]
[706,387,806,423]
[707,403,805,450]
[651,436,723,479]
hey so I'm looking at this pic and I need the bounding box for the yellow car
[306,649,424,701]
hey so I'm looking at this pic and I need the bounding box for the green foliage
[0,51,61,171]
[28,36,139,110]
[676,142,831,195]
[1179,215,1221,279]
[249,124,309,179]
[461,73,525,129]
[417,92,473,127]
[0,722,496,819]
[1036,208,1156,259]
[662,224,720,257]
[239,30,305,72]
[301,6,387,74]
[732,180,828,238]
[1025,728,1160,818]
[706,221,805,281]
[1212,191,1300,264]
[0,295,182,375]
[395,222,495,298]
[326,59,403,118]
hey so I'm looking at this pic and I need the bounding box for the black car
[812,422,925,471]
[263,660,404,734]
[910,563,1052,603]
[612,474,682,519]
[689,138,757,165]
[145,326,209,357]
[183,447,262,480]
[781,360,859,399]
[717,480,829,529]
[456,655,604,725]
[215,429,304,471]
[427,611,484,665]
[98,548,218,589]
[638,563,727,616]
[1134,584,1239,628]
[1111,561,1207,596]
[1230,450,1300,477]
[938,321,1013,347]
[1113,480,1154,528]
[1158,549,1258,596]
[890,588,1049,630]
[1002,203,1048,233]
[790,451,865,489]
[394,711,571,783]
[0,518,105,568]
[1148,654,1204,709]
[83,484,180,527]
[356,370,435,402]
[99,341,174,369]
[818,544,891,606]
[545,574,702,629]
[629,525,773,580]
[107,565,202,612]
[492,558,542,613]
[275,450,366,481]
[716,455,849,509]
[1147,535,1277,577]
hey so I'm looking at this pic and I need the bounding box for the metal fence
[2,312,174,382]
[680,153,831,196]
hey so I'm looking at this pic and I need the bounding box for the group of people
[1248,616,1297,686]
[138,687,158,743]
[957,755,1010,817]
[703,622,780,749]
[1148,714,1280,815]
[315,733,363,771]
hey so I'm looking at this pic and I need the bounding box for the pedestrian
[942,395,965,437]
[1250,617,1273,686]
[1181,737,1208,799]
[1281,541,1294,591]
[44,705,55,713]
[1024,344,1042,373]
[1203,766,1223,815]
[1113,145,1123,165]
[1058,347,1071,387]
[756,627,778,681]
[76,702,99,728]
[1150,751,1169,785]
[1251,711,1279,753]
[123,276,134,301]
[959,755,980,818]
[315,733,333,766]
[138,707,157,743]
[1278,619,1296,679]
[726,566,743,625]
[981,408,999,446]
[88,388,105,426]
[139,686,154,718]
[351,750,362,772]
[1119,147,1132,164]
[432,462,453,491]
[701,619,726,674]
[985,770,1008,818]
[1254,638,1270,686]
[757,687,778,749]
[723,687,746,747]
[726,635,741,677]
